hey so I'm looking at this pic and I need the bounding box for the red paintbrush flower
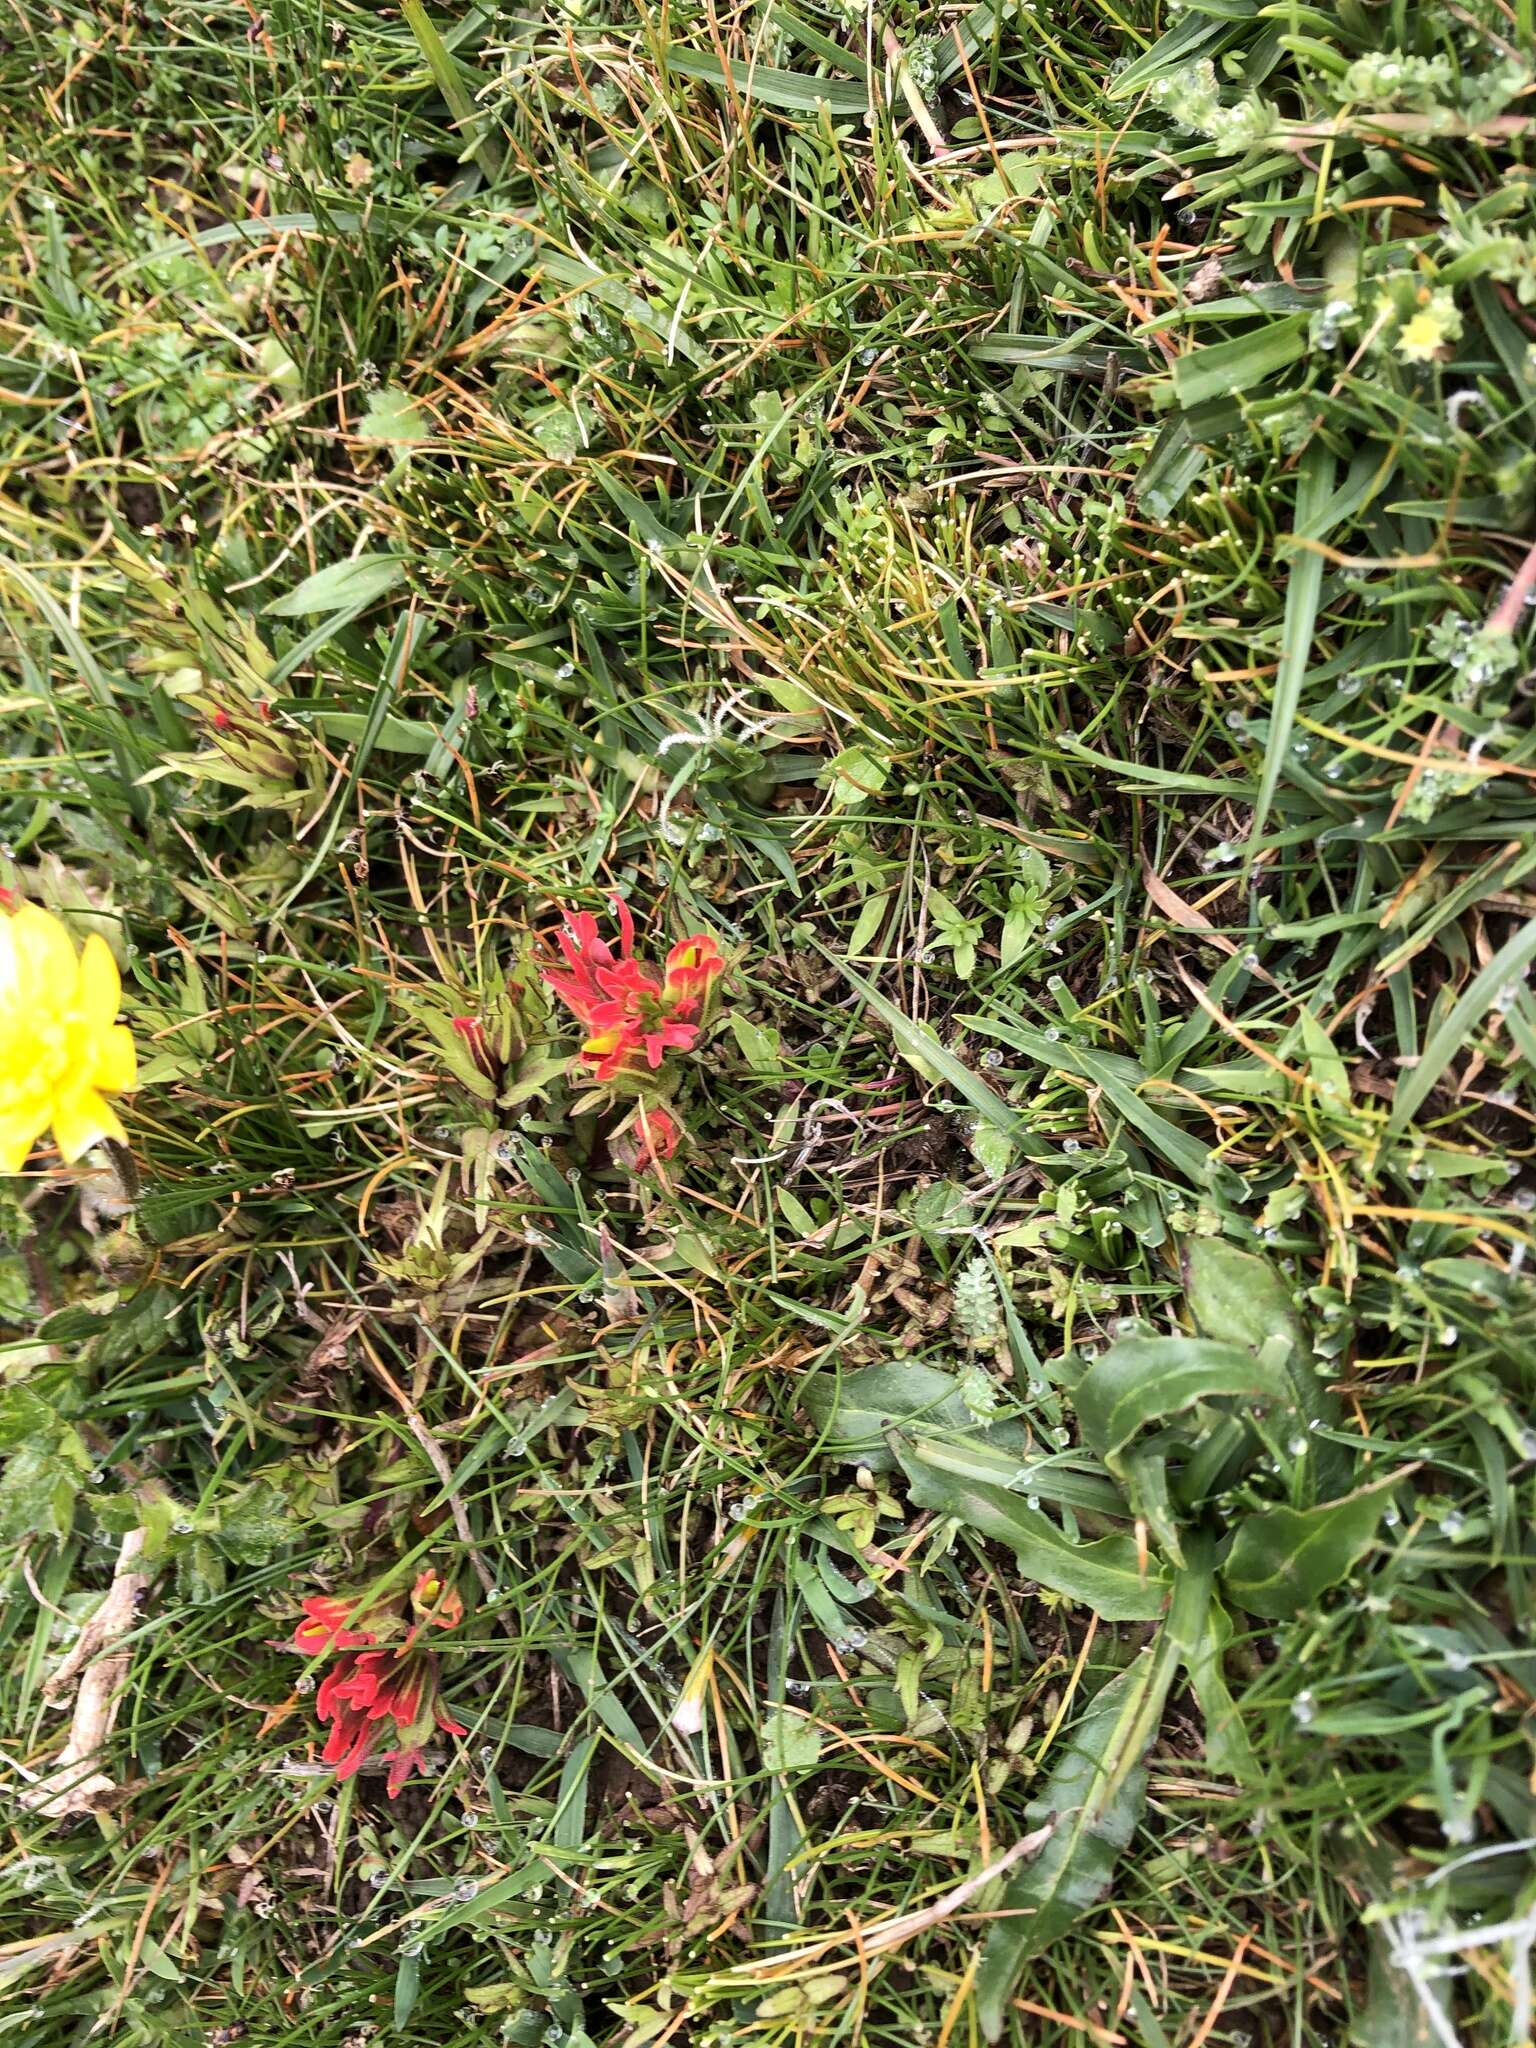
[286,1566,465,1798]
[450,1016,500,1084]
[293,1594,383,1654]
[315,1646,467,1795]
[542,898,724,1082]
[611,1103,682,1174]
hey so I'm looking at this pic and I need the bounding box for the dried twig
[23,1529,151,1820]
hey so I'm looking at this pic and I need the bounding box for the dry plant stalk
[22,1528,151,1821]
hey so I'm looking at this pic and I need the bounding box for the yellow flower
[1396,291,1462,365]
[0,903,137,1173]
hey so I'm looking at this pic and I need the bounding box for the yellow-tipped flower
[0,901,137,1173]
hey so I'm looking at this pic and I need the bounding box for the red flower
[410,1567,464,1632]
[450,1016,500,1083]
[293,1594,382,1654]
[287,1566,465,1799]
[316,1647,466,1796]
[611,1104,682,1174]
[543,898,725,1082]
[662,934,725,1007]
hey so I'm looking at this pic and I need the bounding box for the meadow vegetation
[2,1,1535,2043]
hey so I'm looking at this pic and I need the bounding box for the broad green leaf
[1387,915,1536,1135]
[761,1705,822,1773]
[662,46,868,113]
[1119,1443,1188,1570]
[898,1437,1168,1620]
[729,1013,783,1075]
[357,385,429,444]
[0,1440,85,1543]
[1181,1237,1304,1359]
[400,0,503,179]
[265,553,405,618]
[964,1013,1224,1189]
[976,1650,1171,2037]
[1105,7,1228,98]
[1221,1473,1401,1619]
[1163,1533,1256,1782]
[969,1120,1015,1179]
[394,1952,420,2030]
[1248,436,1335,854]
[823,746,889,807]
[1182,1238,1347,1500]
[1075,1335,1290,1471]
[968,156,1042,207]
[312,710,439,754]
[893,1429,1124,1518]
[0,1383,61,1449]
[552,1734,599,1852]
[553,1646,645,1749]
[1294,1006,1350,1117]
[1357,1925,1445,2048]
[802,1361,1021,1472]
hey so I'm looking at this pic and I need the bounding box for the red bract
[293,1594,382,1654]
[315,1647,466,1795]
[611,1104,681,1174]
[543,899,724,1082]
[450,1015,499,1083]
[289,1569,464,1799]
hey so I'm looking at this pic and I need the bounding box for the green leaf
[0,1441,83,1543]
[0,1383,61,1449]
[898,1437,1169,1620]
[399,0,503,179]
[265,553,406,617]
[312,710,439,754]
[729,1013,783,1076]
[816,946,1061,1166]
[1181,1238,1347,1500]
[1170,314,1310,412]
[1221,1473,1401,1619]
[969,1120,1015,1179]
[1357,1925,1445,2048]
[822,745,889,807]
[1387,916,1536,1135]
[975,1653,1170,2037]
[394,1952,421,2031]
[1294,1007,1350,1117]
[964,1014,1225,1190]
[761,1705,822,1773]
[1105,7,1228,99]
[357,385,429,444]
[1248,436,1335,856]
[803,1361,1022,1471]
[1075,1335,1290,1471]
[1163,1533,1256,1782]
[213,1479,296,1563]
[662,46,868,114]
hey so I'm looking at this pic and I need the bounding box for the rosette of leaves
[806,1239,1406,2037]
[404,944,564,1115]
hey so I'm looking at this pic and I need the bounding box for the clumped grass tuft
[2,1,1535,2044]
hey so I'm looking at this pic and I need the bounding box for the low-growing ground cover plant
[1,1,1534,2044]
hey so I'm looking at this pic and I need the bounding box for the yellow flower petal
[50,1086,126,1164]
[0,1102,53,1174]
[92,1023,137,1095]
[77,932,122,1031]
[12,903,79,1005]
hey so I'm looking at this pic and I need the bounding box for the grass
[2,0,1535,2043]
